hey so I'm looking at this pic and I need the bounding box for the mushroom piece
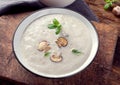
[56,37,68,48]
[44,46,51,52]
[50,53,63,63]
[38,41,51,52]
[112,6,120,16]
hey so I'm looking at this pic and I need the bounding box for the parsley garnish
[44,52,51,57]
[72,49,82,56]
[104,0,117,10]
[48,18,62,35]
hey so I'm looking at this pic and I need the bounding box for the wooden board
[0,12,118,85]
[85,0,120,36]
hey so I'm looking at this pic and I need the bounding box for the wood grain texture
[0,13,118,85]
[108,66,120,85]
[85,0,120,36]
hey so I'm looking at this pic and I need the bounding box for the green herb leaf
[48,24,57,29]
[48,18,62,35]
[53,18,59,26]
[104,0,117,3]
[104,2,112,10]
[72,49,82,56]
[44,52,51,57]
[104,0,118,10]
[104,0,111,3]
[56,25,62,35]
[104,3,111,10]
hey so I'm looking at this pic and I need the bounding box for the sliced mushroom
[112,6,120,16]
[44,46,51,52]
[56,37,68,48]
[38,41,51,52]
[50,53,63,63]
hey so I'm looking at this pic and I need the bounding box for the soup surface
[20,14,92,76]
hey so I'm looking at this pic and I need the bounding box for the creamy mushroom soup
[20,14,92,76]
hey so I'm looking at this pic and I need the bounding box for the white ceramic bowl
[13,8,99,78]
[39,0,76,7]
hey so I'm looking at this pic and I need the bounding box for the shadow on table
[0,77,26,85]
[113,37,120,67]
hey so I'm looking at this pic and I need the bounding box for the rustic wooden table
[0,12,118,85]
[86,1,120,84]
[85,0,120,36]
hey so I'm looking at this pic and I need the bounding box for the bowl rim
[39,0,76,7]
[13,8,99,78]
